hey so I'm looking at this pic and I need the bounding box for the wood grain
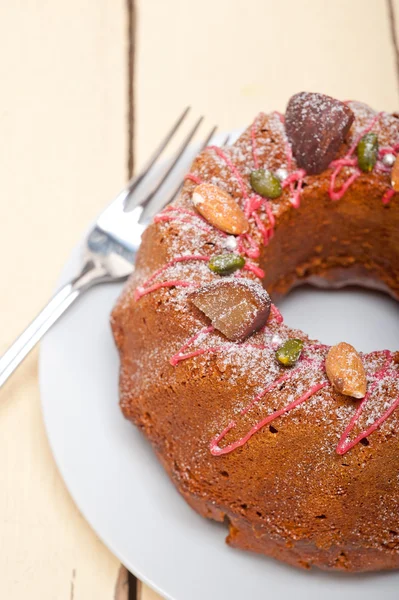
[0,1,127,598]
[388,0,399,94]
[136,0,399,598]
[1,0,399,599]
[135,0,399,168]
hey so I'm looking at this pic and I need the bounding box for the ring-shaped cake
[111,93,399,572]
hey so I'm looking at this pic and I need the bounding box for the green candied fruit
[276,338,304,366]
[208,253,245,276]
[356,133,378,173]
[250,169,282,199]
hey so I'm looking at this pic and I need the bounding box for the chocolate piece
[285,92,354,175]
[190,279,271,342]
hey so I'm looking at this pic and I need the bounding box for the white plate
[40,162,399,600]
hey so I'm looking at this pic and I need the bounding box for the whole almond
[192,183,249,235]
[391,154,399,192]
[325,342,367,399]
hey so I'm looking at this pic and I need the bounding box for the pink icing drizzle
[269,303,283,324]
[282,142,306,209]
[169,308,284,366]
[244,262,265,278]
[136,108,399,456]
[171,316,399,456]
[209,144,275,247]
[170,325,215,366]
[140,255,209,286]
[210,363,330,456]
[274,110,307,209]
[382,188,396,205]
[237,233,261,259]
[134,254,265,301]
[171,338,272,367]
[328,112,383,202]
[184,173,202,185]
[336,350,398,454]
[135,280,196,301]
[154,205,222,235]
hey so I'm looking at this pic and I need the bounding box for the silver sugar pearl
[224,235,238,251]
[382,153,396,167]
[275,167,288,182]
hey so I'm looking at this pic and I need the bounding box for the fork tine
[163,125,218,206]
[223,133,231,146]
[202,125,219,152]
[126,106,191,196]
[98,107,192,223]
[136,115,205,209]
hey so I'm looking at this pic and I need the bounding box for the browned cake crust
[111,97,399,572]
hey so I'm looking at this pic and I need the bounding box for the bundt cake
[111,92,399,572]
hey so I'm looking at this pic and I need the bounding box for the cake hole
[269,425,278,434]
[315,514,327,519]
[390,530,398,536]
[241,503,248,510]
[360,438,369,446]
[220,470,229,478]
[256,511,263,517]
[279,286,399,353]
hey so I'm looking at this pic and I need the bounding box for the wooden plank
[135,0,399,167]
[136,0,399,598]
[0,1,127,598]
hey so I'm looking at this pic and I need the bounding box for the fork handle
[0,283,82,389]
[0,260,106,389]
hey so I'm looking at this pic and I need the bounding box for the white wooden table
[0,1,398,598]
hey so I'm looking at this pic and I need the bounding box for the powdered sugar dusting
[125,97,399,460]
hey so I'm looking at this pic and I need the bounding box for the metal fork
[0,109,218,388]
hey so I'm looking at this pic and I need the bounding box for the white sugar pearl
[275,167,288,182]
[382,153,396,167]
[271,334,283,348]
[224,236,237,251]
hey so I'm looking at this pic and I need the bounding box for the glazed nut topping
[391,154,399,192]
[190,279,271,342]
[192,183,249,235]
[208,253,245,276]
[325,342,367,399]
[285,92,354,175]
[356,133,379,173]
